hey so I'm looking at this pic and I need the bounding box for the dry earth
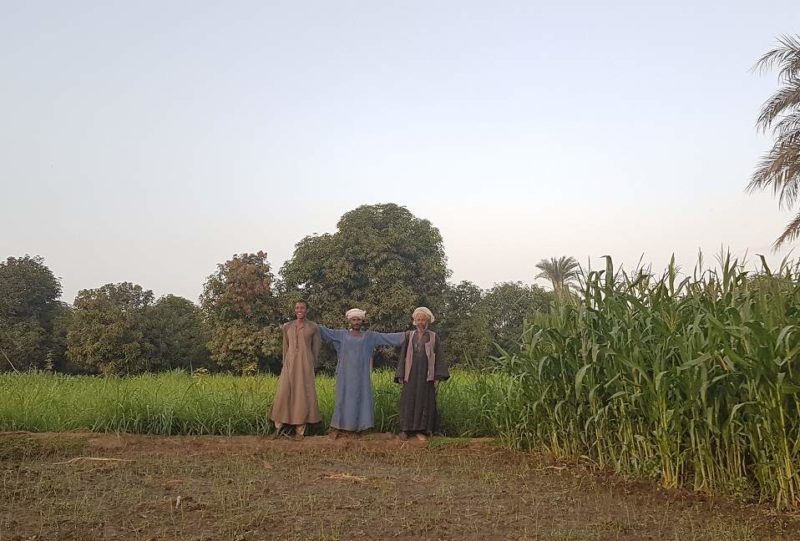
[1,432,799,540]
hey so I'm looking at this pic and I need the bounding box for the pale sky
[2,1,799,303]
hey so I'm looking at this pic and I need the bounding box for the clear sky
[2,1,799,303]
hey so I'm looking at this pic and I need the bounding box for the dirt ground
[1,432,798,541]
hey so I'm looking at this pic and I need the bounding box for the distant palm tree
[535,256,580,295]
[749,35,800,247]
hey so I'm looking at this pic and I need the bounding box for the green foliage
[66,282,155,374]
[481,281,553,355]
[499,253,800,509]
[48,302,77,373]
[280,204,449,332]
[0,255,62,371]
[201,251,282,373]
[66,284,208,375]
[0,370,510,437]
[280,203,450,371]
[438,280,491,365]
[146,295,211,372]
[435,280,556,368]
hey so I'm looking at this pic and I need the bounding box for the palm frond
[773,112,800,137]
[754,34,800,80]
[773,209,800,248]
[756,79,800,132]
[749,137,800,208]
[535,256,581,293]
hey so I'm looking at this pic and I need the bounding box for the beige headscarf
[345,308,366,320]
[412,306,435,323]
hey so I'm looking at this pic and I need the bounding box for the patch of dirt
[1,432,798,540]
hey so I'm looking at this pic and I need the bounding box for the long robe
[395,330,449,434]
[269,319,322,426]
[319,326,405,431]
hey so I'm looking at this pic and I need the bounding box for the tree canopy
[201,251,282,373]
[481,282,553,354]
[5,205,567,374]
[0,255,62,371]
[280,203,449,331]
[66,282,155,374]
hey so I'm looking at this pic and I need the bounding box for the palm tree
[749,35,800,247]
[535,256,580,295]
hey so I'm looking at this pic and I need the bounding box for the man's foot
[415,433,428,442]
[398,432,408,441]
[294,433,305,442]
[328,430,339,440]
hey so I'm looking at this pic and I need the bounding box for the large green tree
[66,282,155,374]
[749,35,800,247]
[280,204,449,370]
[280,203,449,330]
[200,251,282,373]
[0,255,62,371]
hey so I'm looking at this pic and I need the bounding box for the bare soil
[1,432,798,540]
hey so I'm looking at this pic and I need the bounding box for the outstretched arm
[318,325,343,345]
[371,331,406,348]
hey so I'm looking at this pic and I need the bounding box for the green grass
[0,369,511,437]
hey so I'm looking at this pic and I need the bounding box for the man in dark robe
[395,307,449,441]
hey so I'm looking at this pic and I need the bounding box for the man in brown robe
[269,300,321,440]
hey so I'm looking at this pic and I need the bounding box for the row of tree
[1,204,579,375]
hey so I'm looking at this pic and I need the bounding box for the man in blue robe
[320,308,405,437]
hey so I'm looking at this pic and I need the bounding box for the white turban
[412,306,435,323]
[345,308,366,320]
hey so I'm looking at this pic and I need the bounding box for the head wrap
[345,308,366,320]
[412,306,435,324]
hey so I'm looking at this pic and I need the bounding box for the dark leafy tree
[147,295,211,371]
[481,282,554,354]
[0,255,62,371]
[437,281,491,366]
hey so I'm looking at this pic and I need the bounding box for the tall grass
[498,254,800,509]
[0,370,509,437]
